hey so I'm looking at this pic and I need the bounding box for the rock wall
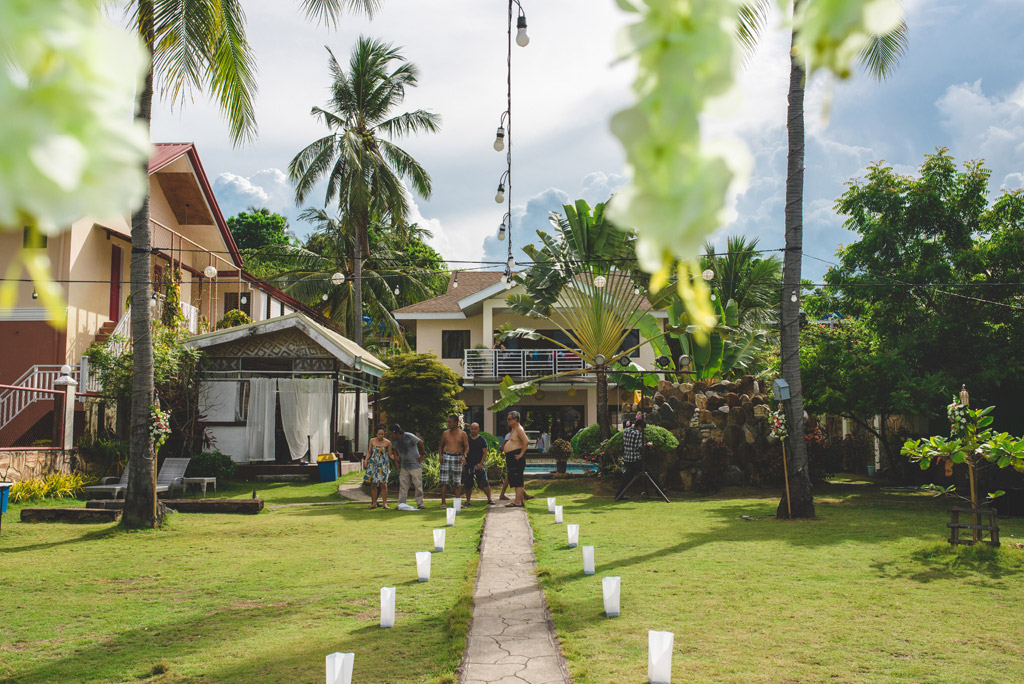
[0,449,73,482]
[623,375,781,491]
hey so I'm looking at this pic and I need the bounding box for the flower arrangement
[149,405,171,451]
[769,408,788,441]
[947,397,969,438]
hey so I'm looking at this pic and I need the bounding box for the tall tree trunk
[597,369,610,441]
[123,1,161,528]
[777,17,815,519]
[353,214,364,347]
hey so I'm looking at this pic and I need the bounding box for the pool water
[524,462,595,475]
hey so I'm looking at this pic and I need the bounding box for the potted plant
[549,439,572,474]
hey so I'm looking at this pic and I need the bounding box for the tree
[379,353,465,443]
[700,235,782,332]
[120,0,378,528]
[227,207,291,250]
[826,150,1024,433]
[262,208,444,344]
[288,37,440,347]
[739,0,908,519]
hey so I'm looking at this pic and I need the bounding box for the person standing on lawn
[615,415,659,500]
[390,424,426,510]
[503,410,529,507]
[363,426,392,509]
[438,414,468,508]
[498,431,511,500]
[460,422,494,506]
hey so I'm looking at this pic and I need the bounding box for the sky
[150,0,1024,282]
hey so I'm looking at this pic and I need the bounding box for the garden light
[554,505,563,523]
[656,355,670,368]
[594,354,607,366]
[416,551,431,581]
[203,265,217,279]
[433,528,446,552]
[453,498,462,513]
[567,523,579,548]
[380,587,395,628]
[446,508,456,526]
[331,272,345,285]
[493,126,505,151]
[516,13,530,46]
[648,631,674,684]
[618,356,631,368]
[603,576,621,617]
[678,354,691,369]
[326,652,354,684]
[582,545,595,575]
[547,497,556,513]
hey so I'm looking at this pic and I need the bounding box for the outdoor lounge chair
[83,468,129,499]
[155,458,190,497]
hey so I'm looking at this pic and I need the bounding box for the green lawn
[527,479,1024,684]
[0,487,485,684]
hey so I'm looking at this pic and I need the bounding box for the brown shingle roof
[394,271,504,314]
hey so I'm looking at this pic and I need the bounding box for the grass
[0,484,484,684]
[526,478,1024,684]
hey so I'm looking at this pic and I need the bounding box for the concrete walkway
[461,505,571,684]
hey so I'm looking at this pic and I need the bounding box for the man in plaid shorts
[438,414,469,508]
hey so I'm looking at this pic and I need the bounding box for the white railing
[106,306,132,356]
[463,349,590,380]
[0,364,79,432]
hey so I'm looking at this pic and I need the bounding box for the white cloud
[213,168,297,224]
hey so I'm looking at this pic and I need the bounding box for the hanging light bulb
[452,272,459,289]
[593,275,607,288]
[204,265,217,279]
[493,126,505,151]
[331,272,345,286]
[498,223,506,241]
[321,293,329,301]
[516,14,530,47]
[505,277,513,290]
[495,182,505,204]
[394,285,400,295]
[701,268,714,282]
[710,293,717,301]
[507,255,515,271]
[634,287,641,296]
[31,287,38,300]
[240,293,249,305]
[790,289,798,303]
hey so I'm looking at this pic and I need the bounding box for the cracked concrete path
[461,505,571,684]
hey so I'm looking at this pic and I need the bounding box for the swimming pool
[524,462,595,475]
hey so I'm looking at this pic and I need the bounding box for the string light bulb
[452,272,459,289]
[204,265,217,279]
[507,255,515,271]
[331,272,345,286]
[321,293,328,301]
[593,275,607,288]
[394,285,400,295]
[31,288,38,300]
[498,223,506,241]
[493,126,505,151]
[516,14,530,47]
[790,289,798,303]
[701,268,714,282]
[495,182,505,204]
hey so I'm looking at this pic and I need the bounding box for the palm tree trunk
[353,214,364,347]
[123,0,161,528]
[597,368,610,441]
[777,15,815,519]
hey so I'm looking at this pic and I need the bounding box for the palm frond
[736,0,773,59]
[299,0,381,26]
[206,0,258,146]
[858,20,909,81]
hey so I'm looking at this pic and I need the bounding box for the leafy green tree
[826,149,1024,433]
[289,37,441,347]
[121,0,378,528]
[227,207,291,250]
[379,353,465,443]
[738,0,908,519]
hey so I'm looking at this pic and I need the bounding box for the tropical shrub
[76,437,129,478]
[9,472,94,503]
[379,354,465,443]
[479,431,500,451]
[216,309,251,330]
[604,425,679,461]
[186,451,236,481]
[548,438,573,462]
[485,447,507,484]
[570,424,619,459]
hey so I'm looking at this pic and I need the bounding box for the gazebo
[186,313,388,465]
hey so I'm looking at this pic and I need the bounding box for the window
[441,330,471,359]
[619,329,641,358]
[224,291,252,317]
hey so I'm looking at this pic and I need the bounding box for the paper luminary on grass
[554,506,563,524]
[453,498,462,513]
[446,508,456,526]
[380,587,395,628]
[582,545,595,575]
[416,552,431,582]
[326,652,354,684]
[648,631,674,684]
[567,524,579,548]
[547,497,556,513]
[602,576,621,617]
[433,528,446,552]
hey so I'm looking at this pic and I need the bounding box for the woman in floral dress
[363,426,392,509]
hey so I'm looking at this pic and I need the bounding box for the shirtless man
[503,410,529,507]
[438,414,469,508]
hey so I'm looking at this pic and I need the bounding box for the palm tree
[738,0,907,518]
[701,235,782,332]
[121,0,378,528]
[264,207,442,345]
[288,37,440,347]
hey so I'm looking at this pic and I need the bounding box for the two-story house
[394,271,661,442]
[0,143,316,447]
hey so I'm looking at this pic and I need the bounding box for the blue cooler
[317,458,339,483]
[0,482,11,514]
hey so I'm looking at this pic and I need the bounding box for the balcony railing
[463,349,591,381]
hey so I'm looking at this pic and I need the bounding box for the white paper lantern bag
[602,576,620,617]
[547,497,556,513]
[567,524,579,548]
[648,630,674,684]
[582,545,595,575]
[446,508,456,526]
[416,551,431,582]
[554,505,563,524]
[380,587,395,628]
[453,498,462,512]
[326,652,354,684]
[433,528,446,552]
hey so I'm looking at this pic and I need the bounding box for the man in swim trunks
[460,422,494,506]
[503,410,529,507]
[438,414,469,509]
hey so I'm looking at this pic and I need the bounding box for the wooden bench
[87,498,264,514]
[948,507,1000,547]
[21,508,122,523]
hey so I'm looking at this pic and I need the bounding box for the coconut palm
[121,0,378,528]
[738,0,908,518]
[288,37,440,347]
[264,208,442,346]
[701,235,782,332]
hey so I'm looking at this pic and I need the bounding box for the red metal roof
[149,143,194,173]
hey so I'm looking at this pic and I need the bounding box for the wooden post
[781,439,792,519]
[329,369,339,454]
[353,385,361,462]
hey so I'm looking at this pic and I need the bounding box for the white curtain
[244,379,277,462]
[338,392,369,452]
[278,379,333,461]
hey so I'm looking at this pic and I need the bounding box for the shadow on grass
[870,541,1024,586]
[0,523,122,554]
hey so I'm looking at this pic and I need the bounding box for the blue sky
[150,0,1024,282]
